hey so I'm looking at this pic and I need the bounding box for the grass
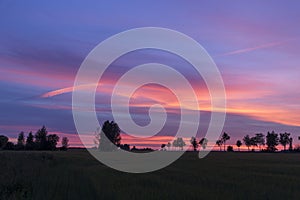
[1,150,300,200]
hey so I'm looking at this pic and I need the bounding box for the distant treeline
[0,126,69,151]
[214,131,300,152]
[1,121,299,153]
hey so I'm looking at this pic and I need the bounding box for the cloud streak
[216,40,291,57]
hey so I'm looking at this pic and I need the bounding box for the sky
[0,0,300,149]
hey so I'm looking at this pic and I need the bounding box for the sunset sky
[1,1,300,148]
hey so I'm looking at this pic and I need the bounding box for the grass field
[1,150,300,200]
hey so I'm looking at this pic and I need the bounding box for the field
[1,150,300,200]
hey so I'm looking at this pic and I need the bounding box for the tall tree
[221,132,230,151]
[254,133,265,151]
[26,132,35,150]
[250,136,258,151]
[16,131,25,150]
[243,135,252,151]
[47,134,59,150]
[0,135,8,150]
[98,121,121,151]
[266,131,279,152]
[190,137,198,151]
[35,126,48,150]
[216,140,222,151]
[199,138,208,150]
[289,137,293,151]
[61,137,69,151]
[236,140,242,151]
[279,132,290,151]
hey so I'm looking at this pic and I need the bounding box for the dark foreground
[1,150,300,200]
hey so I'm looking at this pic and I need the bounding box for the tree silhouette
[221,132,230,151]
[250,136,258,151]
[35,126,48,150]
[99,120,121,151]
[279,132,290,151]
[4,141,14,150]
[254,133,265,151]
[16,131,25,150]
[289,137,293,151]
[176,138,186,150]
[266,131,279,152]
[199,138,208,150]
[172,139,178,150]
[216,140,222,151]
[236,140,242,151]
[61,137,69,151]
[243,135,252,151]
[227,146,234,152]
[0,135,8,150]
[120,144,130,151]
[26,132,35,150]
[190,137,198,151]
[46,134,59,150]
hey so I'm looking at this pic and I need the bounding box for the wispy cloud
[216,40,294,57]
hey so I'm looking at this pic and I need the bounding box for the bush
[227,146,234,152]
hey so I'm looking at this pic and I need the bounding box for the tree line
[235,131,296,152]
[1,121,298,153]
[97,121,300,152]
[0,126,69,151]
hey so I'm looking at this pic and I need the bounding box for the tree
[216,140,222,151]
[4,142,15,150]
[266,131,279,152]
[236,140,242,151]
[279,132,290,151]
[250,136,258,151]
[172,139,178,150]
[176,138,186,150]
[47,134,59,150]
[199,138,208,150]
[289,137,293,151]
[243,135,252,151]
[61,137,69,151]
[0,135,8,150]
[120,144,130,151]
[227,146,234,152]
[221,132,230,151]
[16,131,25,150]
[190,137,198,151]
[254,133,265,151]
[35,126,48,150]
[98,120,121,151]
[26,132,35,150]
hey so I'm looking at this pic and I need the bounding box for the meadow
[1,150,300,200]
